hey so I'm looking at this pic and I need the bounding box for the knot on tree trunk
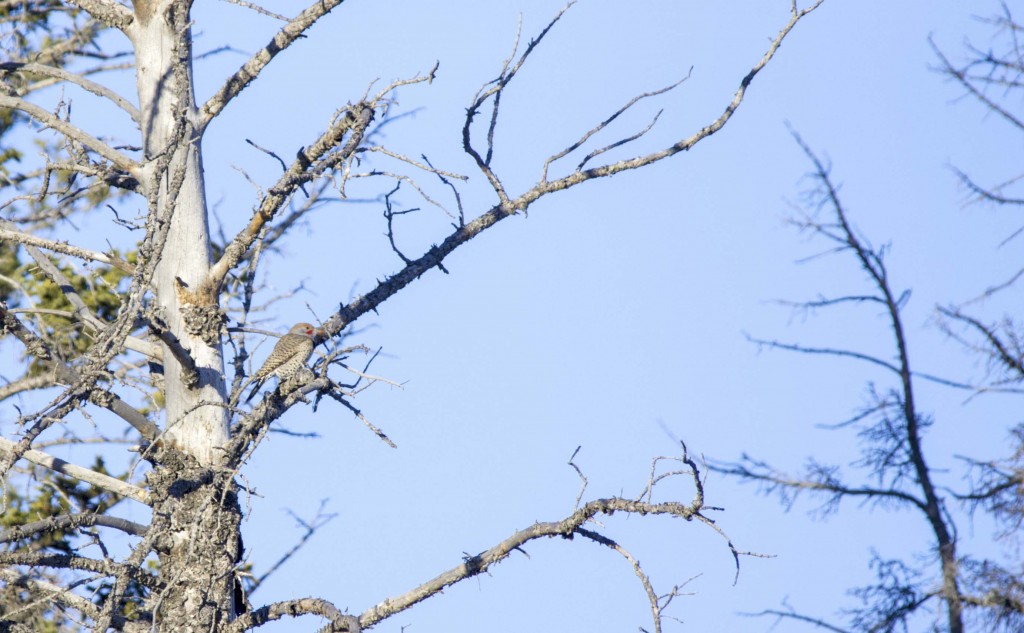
[174,276,226,347]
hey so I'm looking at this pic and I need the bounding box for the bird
[244,322,317,403]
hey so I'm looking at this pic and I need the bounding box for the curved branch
[536,1,825,185]
[227,598,358,633]
[0,95,140,178]
[0,62,140,122]
[199,0,347,128]
[938,306,1024,379]
[741,606,853,633]
[576,528,668,633]
[358,496,698,629]
[323,2,823,337]
[463,2,576,204]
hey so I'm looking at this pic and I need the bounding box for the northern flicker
[244,322,317,403]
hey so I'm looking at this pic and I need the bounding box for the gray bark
[128,1,238,627]
[130,0,229,467]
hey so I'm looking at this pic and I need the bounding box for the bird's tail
[243,379,265,404]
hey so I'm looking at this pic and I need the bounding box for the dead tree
[716,13,1024,618]
[0,1,823,630]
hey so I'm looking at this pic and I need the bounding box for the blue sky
[4,0,1020,631]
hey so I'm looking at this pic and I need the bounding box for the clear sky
[5,1,1020,631]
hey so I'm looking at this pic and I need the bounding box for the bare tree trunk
[130,0,228,465]
[128,2,238,627]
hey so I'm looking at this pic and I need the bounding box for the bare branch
[0,512,148,543]
[227,597,357,633]
[208,102,375,293]
[13,235,159,360]
[0,62,141,122]
[938,306,1024,379]
[364,146,467,182]
[741,606,853,633]
[65,0,134,31]
[0,569,109,626]
[462,3,575,203]
[199,0,348,128]
[567,446,587,510]
[0,551,158,589]
[0,374,55,399]
[535,1,825,184]
[576,528,667,633]
[0,303,161,439]
[0,95,140,178]
[324,3,823,337]
[0,227,135,274]
[745,333,976,391]
[931,37,1024,132]
[358,496,700,629]
[710,456,928,513]
[731,130,966,632]
[322,391,397,448]
[543,72,690,179]
[0,436,152,505]
[251,501,336,591]
[953,166,1024,207]
[218,0,289,22]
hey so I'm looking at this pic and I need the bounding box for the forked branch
[323,1,824,337]
[358,496,702,629]
[0,95,140,179]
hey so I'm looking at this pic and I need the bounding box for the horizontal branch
[0,436,151,505]
[711,458,927,513]
[0,373,54,399]
[0,551,160,589]
[741,607,853,633]
[0,512,148,544]
[744,334,975,391]
[14,233,159,360]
